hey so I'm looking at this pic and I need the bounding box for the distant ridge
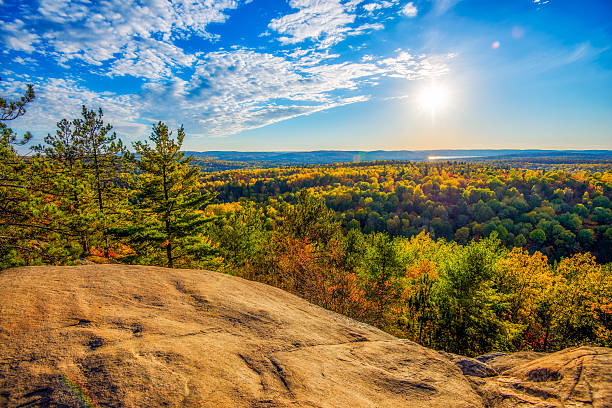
[184,149,612,165]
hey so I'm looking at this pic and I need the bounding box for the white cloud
[3,43,451,140]
[363,1,397,14]
[269,0,355,46]
[268,0,392,47]
[364,3,383,12]
[107,38,196,79]
[349,23,385,36]
[138,48,452,137]
[1,77,143,142]
[401,2,418,17]
[1,0,452,141]
[2,0,243,79]
[0,20,39,52]
[13,56,37,65]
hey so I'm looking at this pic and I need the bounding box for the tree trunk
[167,241,173,268]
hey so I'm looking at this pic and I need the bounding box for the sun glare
[417,84,451,119]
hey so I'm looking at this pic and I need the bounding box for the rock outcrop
[0,265,610,407]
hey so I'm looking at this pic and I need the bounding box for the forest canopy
[199,160,612,262]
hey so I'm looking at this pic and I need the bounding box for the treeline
[200,161,612,262]
[208,191,611,356]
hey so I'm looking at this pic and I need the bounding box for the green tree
[359,233,403,326]
[593,207,612,224]
[530,228,547,245]
[119,122,214,268]
[1,80,34,146]
[454,226,470,244]
[0,81,35,267]
[210,203,270,274]
[74,106,128,256]
[577,229,595,249]
[572,203,589,217]
[279,189,337,243]
[514,233,527,247]
[433,236,510,355]
[33,119,95,255]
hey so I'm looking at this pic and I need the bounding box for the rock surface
[0,265,610,407]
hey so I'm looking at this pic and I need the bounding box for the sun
[417,83,451,119]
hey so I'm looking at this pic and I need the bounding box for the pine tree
[74,106,128,256]
[0,80,34,146]
[33,119,96,255]
[118,122,214,268]
[0,81,35,267]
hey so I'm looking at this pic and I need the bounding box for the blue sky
[1,0,611,151]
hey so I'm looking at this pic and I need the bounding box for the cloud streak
[140,48,451,137]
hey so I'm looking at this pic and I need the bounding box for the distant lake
[427,156,480,161]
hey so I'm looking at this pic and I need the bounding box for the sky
[1,0,611,151]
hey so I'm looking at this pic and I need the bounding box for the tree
[495,248,554,350]
[278,189,337,243]
[359,233,403,327]
[549,254,612,349]
[593,207,612,224]
[0,81,35,267]
[530,228,547,245]
[577,229,595,249]
[74,106,128,256]
[118,122,214,268]
[210,202,270,275]
[433,236,509,355]
[454,227,470,244]
[572,203,589,217]
[1,80,34,146]
[400,259,438,345]
[266,191,367,318]
[33,119,95,255]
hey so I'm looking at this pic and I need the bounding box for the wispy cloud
[363,1,397,15]
[269,0,362,47]
[0,19,39,52]
[268,0,402,48]
[139,48,452,137]
[429,0,461,15]
[1,77,141,138]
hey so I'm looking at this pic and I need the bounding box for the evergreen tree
[0,80,34,146]
[0,81,35,267]
[118,122,214,268]
[33,118,96,255]
[0,82,79,266]
[279,189,338,243]
[74,106,128,256]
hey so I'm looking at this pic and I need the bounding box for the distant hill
[1,264,610,407]
[185,149,612,165]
